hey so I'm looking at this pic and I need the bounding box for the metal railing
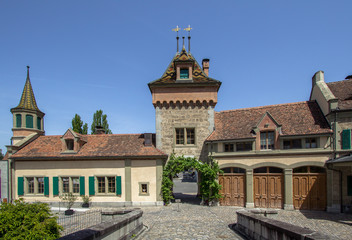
[57,209,102,236]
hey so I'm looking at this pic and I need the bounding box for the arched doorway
[293,166,326,210]
[254,167,283,208]
[219,167,246,206]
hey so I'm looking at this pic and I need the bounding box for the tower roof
[12,66,43,113]
[148,47,221,86]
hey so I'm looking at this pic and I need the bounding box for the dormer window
[180,68,189,79]
[65,139,74,151]
[260,131,275,150]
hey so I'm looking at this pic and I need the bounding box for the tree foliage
[0,149,3,160]
[71,114,88,134]
[91,109,112,134]
[0,199,62,240]
[161,155,222,205]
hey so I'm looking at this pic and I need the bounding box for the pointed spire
[184,25,192,53]
[182,36,185,51]
[13,66,42,112]
[172,25,181,53]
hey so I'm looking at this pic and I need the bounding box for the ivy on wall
[161,154,223,205]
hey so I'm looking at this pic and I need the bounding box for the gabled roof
[148,47,221,86]
[11,67,43,114]
[327,79,352,110]
[207,101,332,141]
[10,134,167,160]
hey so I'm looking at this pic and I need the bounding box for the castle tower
[148,42,221,161]
[10,66,45,145]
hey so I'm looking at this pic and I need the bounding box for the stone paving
[137,200,352,240]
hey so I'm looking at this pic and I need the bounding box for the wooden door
[254,174,283,208]
[219,175,245,206]
[293,173,326,210]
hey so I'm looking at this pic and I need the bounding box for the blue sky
[1,0,351,152]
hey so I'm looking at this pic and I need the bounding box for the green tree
[91,109,112,134]
[0,149,3,160]
[71,114,88,134]
[0,199,62,239]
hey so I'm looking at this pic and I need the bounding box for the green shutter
[80,176,85,196]
[342,129,351,149]
[26,115,33,128]
[37,117,41,130]
[18,177,24,196]
[16,114,22,128]
[53,177,59,196]
[89,176,95,196]
[348,176,352,196]
[44,177,49,196]
[116,176,122,195]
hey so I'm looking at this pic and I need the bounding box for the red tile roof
[10,134,167,160]
[327,79,352,110]
[207,101,332,141]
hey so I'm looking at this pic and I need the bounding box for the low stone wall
[58,209,143,240]
[236,210,331,240]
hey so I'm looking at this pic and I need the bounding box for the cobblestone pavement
[268,209,352,240]
[137,202,244,240]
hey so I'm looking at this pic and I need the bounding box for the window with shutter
[26,115,33,128]
[53,177,59,196]
[80,176,85,196]
[342,129,351,149]
[89,176,95,196]
[18,177,24,196]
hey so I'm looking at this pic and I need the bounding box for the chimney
[345,75,352,80]
[95,126,105,135]
[202,59,209,76]
[144,133,153,146]
[312,70,324,88]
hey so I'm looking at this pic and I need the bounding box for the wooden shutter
[116,176,122,195]
[53,177,59,196]
[16,114,22,128]
[18,177,24,196]
[89,176,95,196]
[342,129,351,149]
[80,176,85,196]
[44,177,49,196]
[26,115,33,128]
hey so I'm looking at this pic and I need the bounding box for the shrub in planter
[60,193,77,215]
[81,195,91,208]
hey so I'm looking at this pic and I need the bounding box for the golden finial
[184,25,192,32]
[172,25,181,33]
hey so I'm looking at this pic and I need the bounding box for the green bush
[0,199,62,240]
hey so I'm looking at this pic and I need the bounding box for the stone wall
[0,160,8,201]
[156,104,214,162]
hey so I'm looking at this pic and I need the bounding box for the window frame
[175,128,196,146]
[224,143,234,152]
[26,114,33,128]
[25,176,45,195]
[180,68,189,79]
[305,138,318,148]
[16,114,22,128]
[60,176,80,195]
[236,142,253,152]
[139,182,150,196]
[260,131,275,150]
[283,139,302,150]
[95,176,116,195]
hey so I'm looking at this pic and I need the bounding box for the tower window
[180,69,189,79]
[37,117,41,130]
[175,128,195,145]
[16,114,22,128]
[26,115,33,128]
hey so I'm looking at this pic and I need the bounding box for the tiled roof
[12,67,43,113]
[10,134,167,159]
[327,79,352,110]
[207,101,332,141]
[149,47,221,86]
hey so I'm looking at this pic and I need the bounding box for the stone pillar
[246,169,254,208]
[284,169,294,210]
[155,107,162,149]
[156,159,163,202]
[125,159,132,204]
[326,169,341,213]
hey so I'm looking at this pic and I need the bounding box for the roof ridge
[216,101,312,114]
[326,78,352,85]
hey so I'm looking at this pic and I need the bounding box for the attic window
[180,69,189,79]
[65,139,74,151]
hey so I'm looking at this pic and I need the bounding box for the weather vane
[184,25,192,35]
[172,25,181,52]
[184,25,192,52]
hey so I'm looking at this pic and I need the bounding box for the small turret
[10,66,45,145]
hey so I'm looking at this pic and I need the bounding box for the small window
[260,131,275,150]
[27,177,34,194]
[180,69,189,79]
[26,115,33,128]
[305,138,317,148]
[221,167,232,173]
[65,139,74,151]
[60,176,80,194]
[37,177,44,194]
[25,177,44,195]
[175,128,195,145]
[224,143,234,152]
[236,142,252,151]
[62,177,70,193]
[16,114,22,128]
[283,139,302,149]
[139,182,150,196]
[293,166,308,173]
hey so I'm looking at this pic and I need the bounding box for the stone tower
[10,66,45,145]
[148,43,221,161]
